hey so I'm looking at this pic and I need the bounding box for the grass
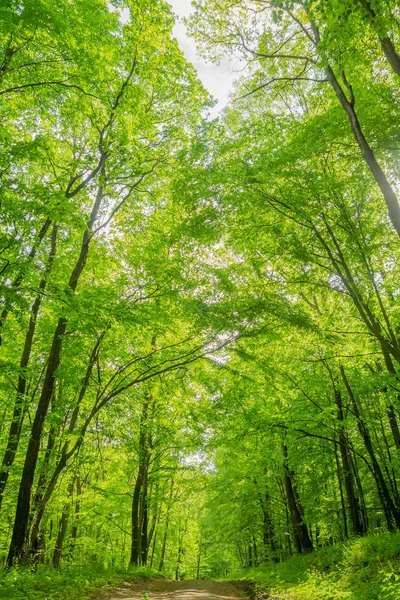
[0,562,155,600]
[235,533,400,599]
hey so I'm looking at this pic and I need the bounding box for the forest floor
[97,578,250,600]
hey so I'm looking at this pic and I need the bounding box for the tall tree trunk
[349,450,369,533]
[253,535,258,567]
[340,365,400,531]
[307,14,400,238]
[0,217,51,345]
[262,490,277,558]
[196,546,201,580]
[281,443,313,554]
[159,478,174,572]
[7,179,105,566]
[335,389,366,535]
[141,481,149,565]
[29,420,59,556]
[357,0,400,76]
[28,333,104,545]
[0,225,57,510]
[52,480,75,569]
[175,523,186,581]
[130,397,150,566]
[70,477,82,559]
[149,529,157,568]
[333,438,348,539]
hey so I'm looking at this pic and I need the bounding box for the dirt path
[99,578,248,600]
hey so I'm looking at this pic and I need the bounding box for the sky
[168,0,239,114]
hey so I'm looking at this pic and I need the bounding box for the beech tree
[2,1,400,593]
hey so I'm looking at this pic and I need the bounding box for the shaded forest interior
[2,1,400,599]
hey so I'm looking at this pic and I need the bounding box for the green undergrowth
[239,533,400,599]
[0,562,156,600]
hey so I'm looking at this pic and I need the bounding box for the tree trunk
[335,389,366,535]
[0,225,57,510]
[357,0,400,76]
[307,15,400,238]
[29,420,59,556]
[7,180,105,566]
[175,526,185,581]
[141,483,149,565]
[281,443,313,553]
[130,397,150,566]
[70,477,82,559]
[334,438,348,539]
[52,481,74,569]
[349,451,368,533]
[196,546,201,579]
[0,217,51,345]
[262,490,277,558]
[340,365,400,531]
[28,333,104,546]
[159,478,174,572]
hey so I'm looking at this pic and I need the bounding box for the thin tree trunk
[175,525,186,581]
[357,0,400,76]
[334,437,348,539]
[25,332,104,555]
[0,224,57,510]
[29,420,59,556]
[7,178,105,566]
[149,529,157,568]
[349,450,368,533]
[196,546,201,579]
[53,481,74,569]
[335,389,365,535]
[70,477,82,559]
[340,365,400,531]
[141,481,149,565]
[0,217,51,345]
[281,443,313,553]
[130,397,150,566]
[253,535,258,567]
[307,15,400,238]
[158,478,174,572]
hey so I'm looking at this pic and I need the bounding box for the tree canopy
[1,1,400,598]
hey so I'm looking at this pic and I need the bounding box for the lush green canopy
[1,1,400,598]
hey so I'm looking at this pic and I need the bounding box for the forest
[1,0,400,599]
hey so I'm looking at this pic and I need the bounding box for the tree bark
[7,180,105,566]
[340,365,400,531]
[159,478,174,572]
[281,443,313,553]
[308,15,400,238]
[0,217,51,345]
[52,481,75,569]
[358,0,400,76]
[333,438,348,539]
[130,397,150,566]
[335,389,366,535]
[0,224,57,510]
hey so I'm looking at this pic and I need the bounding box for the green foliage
[1,0,400,596]
[238,534,400,599]
[0,564,155,600]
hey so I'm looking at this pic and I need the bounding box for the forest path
[101,578,249,600]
